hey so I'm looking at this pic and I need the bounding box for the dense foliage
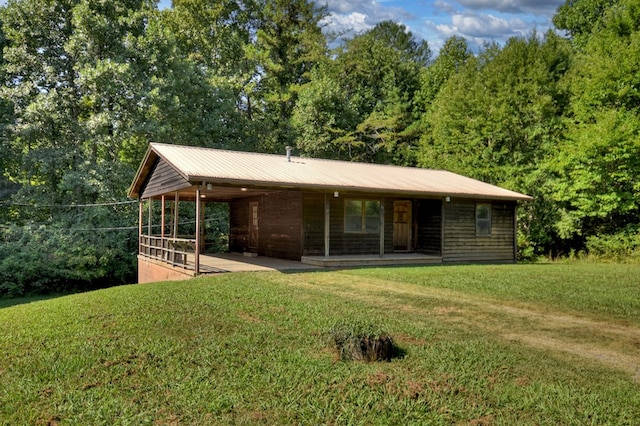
[1,0,638,295]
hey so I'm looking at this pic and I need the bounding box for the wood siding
[442,199,516,263]
[233,191,516,263]
[229,192,303,260]
[140,158,191,199]
[302,193,443,256]
[302,193,325,256]
[325,195,388,255]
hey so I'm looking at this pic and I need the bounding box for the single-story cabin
[128,143,532,282]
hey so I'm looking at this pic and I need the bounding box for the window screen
[345,199,380,233]
[476,203,492,236]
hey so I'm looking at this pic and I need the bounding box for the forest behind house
[1,0,639,296]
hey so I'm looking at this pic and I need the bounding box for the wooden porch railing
[139,235,197,270]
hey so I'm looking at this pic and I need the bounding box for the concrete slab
[199,253,319,273]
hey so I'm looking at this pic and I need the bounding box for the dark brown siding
[415,199,442,256]
[442,199,516,263]
[140,158,191,199]
[302,193,325,256]
[229,192,303,260]
[302,193,443,256]
[327,195,387,255]
[229,197,250,253]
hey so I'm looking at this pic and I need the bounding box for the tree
[415,36,472,112]
[0,17,15,194]
[155,0,260,152]
[293,21,428,164]
[163,0,256,76]
[0,0,157,294]
[547,0,640,251]
[419,32,573,256]
[553,0,619,47]
[246,0,328,152]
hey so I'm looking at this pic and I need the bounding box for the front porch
[137,249,444,283]
[138,250,443,284]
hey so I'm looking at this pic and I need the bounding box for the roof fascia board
[188,176,532,201]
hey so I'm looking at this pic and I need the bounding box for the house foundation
[138,256,195,283]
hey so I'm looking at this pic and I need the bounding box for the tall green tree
[163,0,256,76]
[0,0,154,294]
[420,32,571,182]
[419,32,573,255]
[156,0,260,152]
[553,0,619,47]
[415,36,472,112]
[293,21,429,164]
[548,0,640,251]
[246,0,328,152]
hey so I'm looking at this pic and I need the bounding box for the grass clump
[328,319,395,362]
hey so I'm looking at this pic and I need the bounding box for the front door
[393,200,412,252]
[248,201,259,251]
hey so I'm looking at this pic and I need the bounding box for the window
[476,203,492,236]
[345,199,380,233]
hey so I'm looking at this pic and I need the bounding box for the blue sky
[318,0,565,52]
[156,0,565,52]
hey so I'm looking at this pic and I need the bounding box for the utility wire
[0,200,137,208]
[0,218,223,233]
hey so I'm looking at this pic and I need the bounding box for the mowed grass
[1,264,639,425]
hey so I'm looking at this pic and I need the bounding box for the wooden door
[393,201,412,251]
[248,201,259,250]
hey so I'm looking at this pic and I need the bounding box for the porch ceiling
[147,184,280,202]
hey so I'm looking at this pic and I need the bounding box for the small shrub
[585,227,640,262]
[328,319,395,362]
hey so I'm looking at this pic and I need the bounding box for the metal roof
[128,143,532,201]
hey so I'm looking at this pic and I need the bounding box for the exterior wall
[229,191,304,260]
[302,193,324,256]
[233,191,516,263]
[442,198,516,263]
[229,197,250,253]
[302,193,441,257]
[140,157,191,199]
[138,256,194,283]
[301,194,392,256]
[326,195,393,255]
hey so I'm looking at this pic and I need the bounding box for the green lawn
[1,263,639,425]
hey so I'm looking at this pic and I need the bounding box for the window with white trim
[476,203,492,236]
[344,199,380,233]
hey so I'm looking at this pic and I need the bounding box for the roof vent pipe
[286,146,292,162]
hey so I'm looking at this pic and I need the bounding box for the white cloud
[426,9,533,52]
[452,12,528,38]
[320,0,416,42]
[455,0,563,16]
[321,12,372,38]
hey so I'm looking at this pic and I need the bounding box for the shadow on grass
[0,294,65,310]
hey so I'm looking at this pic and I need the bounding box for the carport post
[379,197,385,257]
[195,187,201,276]
[324,193,330,257]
